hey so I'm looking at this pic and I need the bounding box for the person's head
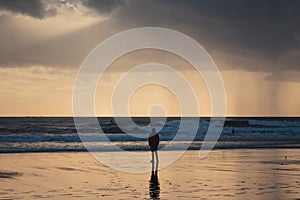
[152,128,156,133]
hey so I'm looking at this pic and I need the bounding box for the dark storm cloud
[83,0,124,14]
[0,0,50,18]
[0,0,299,82]
[0,0,123,18]
[114,0,300,72]
[164,0,299,21]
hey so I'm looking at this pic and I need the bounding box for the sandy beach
[1,149,300,200]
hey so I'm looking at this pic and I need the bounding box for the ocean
[0,117,299,153]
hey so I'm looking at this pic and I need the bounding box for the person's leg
[151,151,154,163]
[151,158,155,172]
[155,151,159,162]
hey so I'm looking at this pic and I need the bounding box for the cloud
[113,0,300,72]
[264,71,300,83]
[0,0,299,82]
[83,0,124,14]
[0,0,55,18]
[0,0,124,18]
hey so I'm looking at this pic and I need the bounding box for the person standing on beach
[148,128,160,163]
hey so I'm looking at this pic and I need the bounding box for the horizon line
[0,115,299,118]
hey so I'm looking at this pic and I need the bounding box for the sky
[0,0,299,116]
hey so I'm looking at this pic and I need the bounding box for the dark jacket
[148,133,160,151]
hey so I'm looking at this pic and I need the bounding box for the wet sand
[1,149,300,199]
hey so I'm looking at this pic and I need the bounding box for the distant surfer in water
[148,128,160,163]
[231,128,238,135]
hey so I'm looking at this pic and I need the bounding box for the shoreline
[1,143,300,154]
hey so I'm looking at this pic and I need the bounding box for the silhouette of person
[149,161,160,199]
[148,128,160,163]
[231,128,238,135]
[231,129,235,135]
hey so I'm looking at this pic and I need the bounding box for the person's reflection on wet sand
[149,160,160,199]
